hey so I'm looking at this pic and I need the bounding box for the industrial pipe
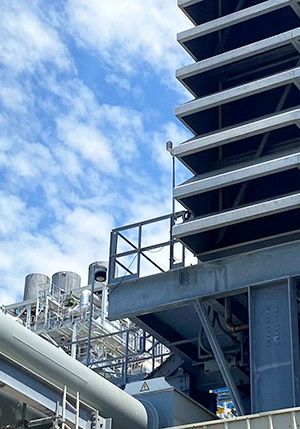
[0,312,153,429]
[225,297,248,333]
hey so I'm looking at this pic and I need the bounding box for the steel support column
[249,278,300,413]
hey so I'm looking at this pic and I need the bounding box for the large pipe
[0,312,151,429]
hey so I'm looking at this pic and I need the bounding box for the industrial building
[2,0,300,428]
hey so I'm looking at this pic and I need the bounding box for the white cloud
[0,84,30,113]
[0,0,192,306]
[67,0,190,81]
[52,208,113,258]
[56,118,118,174]
[0,0,71,74]
[105,73,131,92]
[9,142,54,178]
[0,192,27,236]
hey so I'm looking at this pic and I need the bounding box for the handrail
[108,212,188,284]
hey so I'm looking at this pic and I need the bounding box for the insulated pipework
[0,311,159,429]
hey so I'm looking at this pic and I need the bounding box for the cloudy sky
[0,0,193,304]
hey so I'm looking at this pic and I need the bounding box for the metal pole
[75,392,80,429]
[172,154,175,218]
[21,403,27,429]
[86,280,95,367]
[124,329,130,386]
[71,323,77,359]
[152,337,156,371]
[170,154,175,270]
[101,284,108,317]
[62,386,67,429]
[137,224,142,278]
[166,141,175,270]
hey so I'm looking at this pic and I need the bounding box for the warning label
[140,381,150,392]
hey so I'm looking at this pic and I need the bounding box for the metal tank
[0,311,154,429]
[80,289,91,309]
[52,271,81,292]
[23,273,50,301]
[88,261,108,284]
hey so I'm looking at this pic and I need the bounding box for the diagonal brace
[291,0,300,19]
[194,299,245,416]
[216,80,296,246]
[215,0,247,55]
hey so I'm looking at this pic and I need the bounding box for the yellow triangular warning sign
[140,381,150,392]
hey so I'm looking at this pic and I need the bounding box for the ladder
[53,386,79,429]
[53,386,112,429]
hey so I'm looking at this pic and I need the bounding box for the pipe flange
[138,399,160,429]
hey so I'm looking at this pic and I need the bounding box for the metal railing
[108,212,188,284]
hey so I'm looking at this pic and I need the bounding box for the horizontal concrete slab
[174,108,300,158]
[174,151,300,199]
[175,66,300,119]
[173,193,300,238]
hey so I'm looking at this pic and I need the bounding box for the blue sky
[0,0,193,304]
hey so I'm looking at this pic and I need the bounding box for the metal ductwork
[0,311,157,429]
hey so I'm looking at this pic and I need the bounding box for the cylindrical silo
[52,271,81,292]
[23,274,50,301]
[88,261,108,284]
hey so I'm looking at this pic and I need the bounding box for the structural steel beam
[178,0,204,8]
[108,240,300,320]
[177,28,300,94]
[172,192,300,238]
[174,151,300,199]
[175,66,300,120]
[194,300,245,416]
[173,108,300,159]
[249,279,300,412]
[178,0,297,53]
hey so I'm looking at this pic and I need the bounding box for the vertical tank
[52,271,81,292]
[80,289,91,309]
[88,261,108,284]
[23,273,50,301]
